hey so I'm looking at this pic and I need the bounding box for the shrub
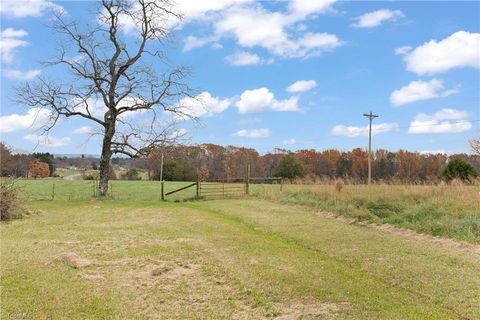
[0,180,23,221]
[29,160,50,178]
[441,158,478,182]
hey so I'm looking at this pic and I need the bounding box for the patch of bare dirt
[56,252,94,268]
[313,210,480,256]
[73,256,263,318]
[274,300,351,319]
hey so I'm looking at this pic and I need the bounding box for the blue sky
[0,0,479,155]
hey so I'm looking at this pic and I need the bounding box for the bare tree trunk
[98,122,115,196]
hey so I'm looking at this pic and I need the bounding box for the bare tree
[471,136,480,155]
[17,0,196,196]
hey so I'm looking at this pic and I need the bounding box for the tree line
[132,144,480,183]
[1,142,478,183]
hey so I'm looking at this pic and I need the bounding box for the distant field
[17,179,197,201]
[2,199,479,319]
[15,179,480,243]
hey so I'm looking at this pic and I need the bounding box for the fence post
[52,183,55,201]
[161,180,165,201]
[222,182,225,198]
[196,178,200,199]
[280,178,283,192]
[246,164,250,195]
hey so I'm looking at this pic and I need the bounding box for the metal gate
[198,179,246,198]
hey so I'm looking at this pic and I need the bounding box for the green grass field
[2,199,479,319]
[2,180,480,319]
[16,179,480,243]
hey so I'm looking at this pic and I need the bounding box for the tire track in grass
[186,201,474,320]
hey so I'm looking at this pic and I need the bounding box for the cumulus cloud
[331,123,399,137]
[235,87,299,113]
[24,134,71,147]
[0,0,64,18]
[73,126,95,134]
[174,91,231,119]
[408,108,472,134]
[352,9,404,28]
[403,31,480,75]
[3,69,41,80]
[183,1,342,59]
[176,0,254,22]
[226,51,271,66]
[0,28,28,64]
[283,138,297,145]
[233,128,270,138]
[288,0,337,17]
[0,108,53,133]
[287,80,317,93]
[390,79,460,107]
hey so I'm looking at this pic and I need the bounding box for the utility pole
[363,111,379,185]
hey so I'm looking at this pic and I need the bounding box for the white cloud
[403,31,480,75]
[394,46,411,55]
[390,79,460,107]
[24,134,71,147]
[331,123,399,137]
[183,35,215,52]
[72,97,107,117]
[174,91,230,119]
[176,0,254,22]
[288,0,337,17]
[287,80,317,93]
[408,108,472,134]
[235,87,299,113]
[283,138,297,145]
[226,51,266,66]
[0,0,64,18]
[233,128,270,138]
[420,150,447,155]
[352,9,404,28]
[0,108,52,133]
[0,28,28,64]
[215,5,343,58]
[3,69,41,80]
[168,128,189,140]
[73,126,95,134]
[190,2,342,59]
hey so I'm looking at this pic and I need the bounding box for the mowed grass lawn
[18,179,480,243]
[2,198,479,319]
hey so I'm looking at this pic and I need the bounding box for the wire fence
[18,179,197,201]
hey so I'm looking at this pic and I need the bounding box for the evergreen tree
[441,158,478,182]
[273,154,305,180]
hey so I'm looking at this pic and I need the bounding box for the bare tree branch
[16,0,197,196]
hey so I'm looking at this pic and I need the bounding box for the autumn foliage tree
[0,143,15,177]
[29,160,50,179]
